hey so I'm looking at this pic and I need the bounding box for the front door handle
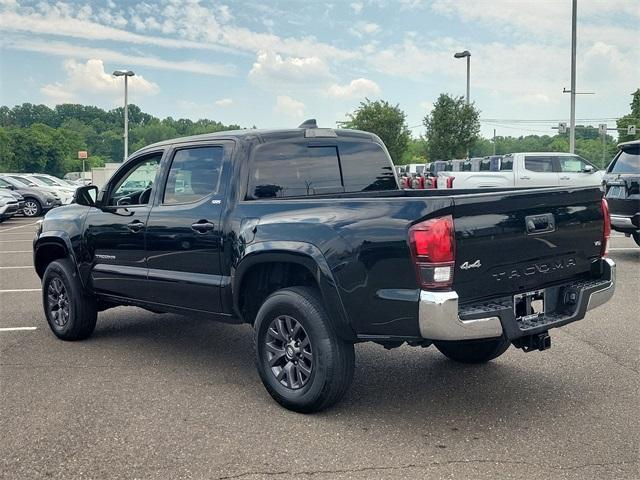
[520,176,531,180]
[127,220,145,232]
[560,176,570,180]
[191,221,215,234]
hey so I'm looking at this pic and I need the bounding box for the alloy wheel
[265,315,313,390]
[23,201,38,217]
[47,277,70,327]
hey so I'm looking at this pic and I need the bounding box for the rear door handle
[127,220,145,232]
[520,176,530,180]
[191,221,215,234]
[560,176,570,180]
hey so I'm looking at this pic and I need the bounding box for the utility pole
[493,129,496,155]
[599,124,607,165]
[569,0,577,154]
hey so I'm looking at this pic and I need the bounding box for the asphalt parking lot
[0,215,638,480]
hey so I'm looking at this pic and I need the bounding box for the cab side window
[525,156,554,172]
[558,156,588,173]
[163,146,224,204]
[108,153,162,206]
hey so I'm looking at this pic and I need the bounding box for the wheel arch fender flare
[232,241,355,341]
[34,231,83,285]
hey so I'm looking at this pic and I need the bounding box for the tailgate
[605,174,640,217]
[452,187,604,302]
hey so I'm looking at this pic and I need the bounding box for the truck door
[557,155,602,187]
[85,152,163,298]
[518,155,559,186]
[143,142,232,313]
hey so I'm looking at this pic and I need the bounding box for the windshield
[4,176,31,188]
[58,178,78,187]
[608,146,640,174]
[32,175,58,186]
[16,175,47,187]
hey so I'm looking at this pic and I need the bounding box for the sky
[0,0,638,138]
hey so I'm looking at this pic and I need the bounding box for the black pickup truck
[33,123,616,412]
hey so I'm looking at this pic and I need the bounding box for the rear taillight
[601,197,611,257]
[446,176,455,188]
[408,215,455,290]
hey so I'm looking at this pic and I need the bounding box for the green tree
[399,136,429,164]
[339,99,411,163]
[423,94,481,160]
[616,88,640,143]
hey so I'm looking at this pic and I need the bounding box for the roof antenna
[298,119,317,129]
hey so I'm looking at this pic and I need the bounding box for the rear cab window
[248,139,396,199]
[608,145,640,174]
[163,146,224,204]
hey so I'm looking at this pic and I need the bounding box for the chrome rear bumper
[419,258,616,341]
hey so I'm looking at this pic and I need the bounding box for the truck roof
[617,139,640,149]
[137,127,378,153]
[503,152,583,157]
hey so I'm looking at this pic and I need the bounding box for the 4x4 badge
[460,260,482,270]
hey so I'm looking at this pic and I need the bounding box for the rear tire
[633,232,640,247]
[254,287,355,413]
[23,198,42,217]
[42,258,97,341]
[434,337,510,364]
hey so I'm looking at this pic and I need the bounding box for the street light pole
[454,50,471,157]
[112,69,135,161]
[466,54,470,104]
[454,50,471,104]
[569,0,577,154]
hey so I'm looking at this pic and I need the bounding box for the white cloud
[249,51,332,86]
[327,78,381,99]
[214,98,233,107]
[0,2,355,61]
[350,2,363,14]
[419,101,434,113]
[0,8,237,55]
[367,37,455,80]
[350,21,380,37]
[516,94,552,105]
[274,95,305,120]
[4,39,236,77]
[41,58,159,104]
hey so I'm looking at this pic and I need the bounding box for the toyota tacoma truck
[33,122,616,412]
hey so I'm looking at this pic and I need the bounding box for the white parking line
[0,250,32,253]
[0,221,38,232]
[0,327,37,332]
[0,289,40,293]
[0,266,32,269]
[0,239,32,243]
[609,248,638,251]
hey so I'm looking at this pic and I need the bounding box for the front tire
[434,337,510,364]
[42,258,97,341]
[254,287,355,413]
[633,232,640,247]
[23,198,42,217]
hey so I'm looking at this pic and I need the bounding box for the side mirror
[583,165,595,173]
[75,185,99,207]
